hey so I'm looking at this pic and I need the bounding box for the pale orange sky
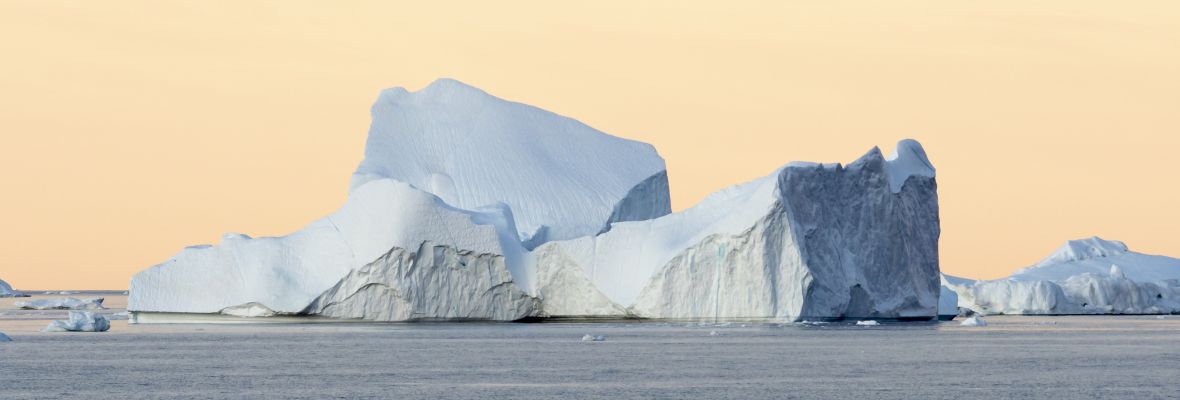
[1,1,1178,290]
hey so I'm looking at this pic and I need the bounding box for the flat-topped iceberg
[945,237,1180,315]
[129,79,944,322]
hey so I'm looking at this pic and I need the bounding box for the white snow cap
[352,78,670,247]
[1033,236,1129,267]
[884,139,936,193]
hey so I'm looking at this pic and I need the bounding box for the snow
[15,297,105,310]
[960,316,987,326]
[856,320,880,326]
[946,238,1180,315]
[352,78,670,246]
[883,138,936,193]
[536,140,941,320]
[44,311,110,332]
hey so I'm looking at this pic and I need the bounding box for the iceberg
[535,141,941,320]
[44,311,111,332]
[0,278,27,298]
[0,332,10,342]
[15,297,105,310]
[129,79,943,323]
[945,237,1180,315]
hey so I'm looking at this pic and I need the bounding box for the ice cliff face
[352,78,670,246]
[535,141,941,320]
[129,79,944,323]
[945,237,1180,315]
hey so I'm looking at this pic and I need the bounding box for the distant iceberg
[129,79,944,323]
[945,237,1180,315]
[16,297,105,310]
[0,278,28,298]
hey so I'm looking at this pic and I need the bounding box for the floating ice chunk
[16,297,105,310]
[0,332,10,342]
[44,311,110,332]
[581,334,606,342]
[960,316,987,327]
[855,320,880,326]
[108,311,130,321]
[708,331,720,336]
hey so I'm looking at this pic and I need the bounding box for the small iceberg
[855,320,880,326]
[581,334,606,342]
[15,297,105,310]
[44,311,111,332]
[960,316,988,327]
[0,332,11,342]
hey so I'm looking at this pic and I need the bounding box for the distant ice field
[1,296,1178,399]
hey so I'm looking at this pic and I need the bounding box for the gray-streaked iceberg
[945,237,1180,315]
[535,140,941,320]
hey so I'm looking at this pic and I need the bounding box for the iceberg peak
[1034,236,1129,267]
[884,139,936,193]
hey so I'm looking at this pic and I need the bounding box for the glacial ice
[856,320,880,326]
[0,278,26,298]
[945,237,1180,315]
[129,79,944,323]
[16,297,105,310]
[938,285,959,320]
[535,142,941,320]
[351,78,670,246]
[44,311,111,332]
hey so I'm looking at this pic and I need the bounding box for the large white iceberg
[945,237,1180,315]
[129,79,944,322]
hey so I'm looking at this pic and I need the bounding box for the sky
[1,1,1178,290]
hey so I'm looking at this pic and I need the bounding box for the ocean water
[2,295,1178,399]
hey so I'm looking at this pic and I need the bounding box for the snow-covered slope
[536,140,941,320]
[352,79,670,246]
[945,237,1180,315]
[130,179,537,319]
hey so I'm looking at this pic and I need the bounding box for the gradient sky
[2,1,1178,290]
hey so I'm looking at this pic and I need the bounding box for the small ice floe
[122,291,129,295]
[709,331,721,336]
[15,297,105,310]
[960,316,987,327]
[59,291,78,295]
[0,332,11,342]
[798,320,829,326]
[581,334,606,342]
[44,311,110,332]
[108,311,130,321]
[1156,315,1167,320]
[855,320,880,326]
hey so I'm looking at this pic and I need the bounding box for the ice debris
[44,311,111,332]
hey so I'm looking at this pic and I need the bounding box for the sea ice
[856,320,880,326]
